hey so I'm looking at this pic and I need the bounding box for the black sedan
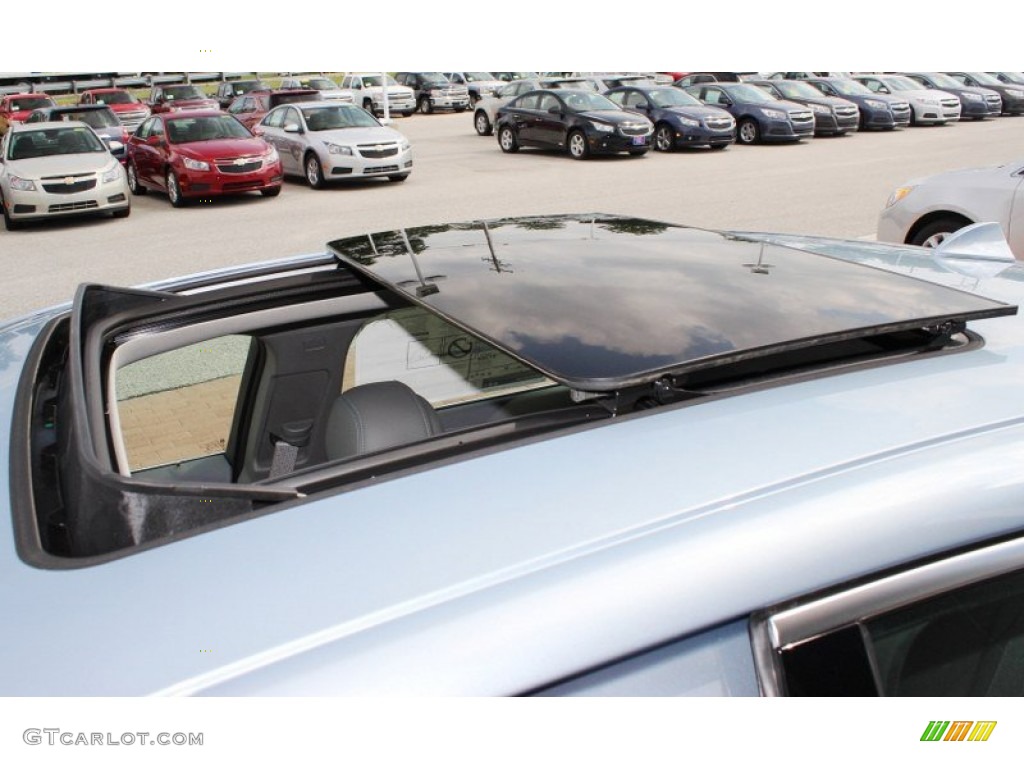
[750,79,859,135]
[944,72,1024,115]
[494,89,653,159]
[683,82,815,144]
[605,85,735,150]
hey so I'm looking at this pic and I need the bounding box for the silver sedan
[255,101,412,188]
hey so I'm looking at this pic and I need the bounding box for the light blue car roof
[2,235,1024,695]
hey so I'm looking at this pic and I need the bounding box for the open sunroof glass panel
[329,214,1018,391]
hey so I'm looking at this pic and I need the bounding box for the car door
[131,116,163,187]
[277,106,306,174]
[533,92,567,148]
[505,93,543,145]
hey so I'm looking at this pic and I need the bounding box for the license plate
[632,136,646,146]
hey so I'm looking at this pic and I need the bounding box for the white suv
[339,73,415,117]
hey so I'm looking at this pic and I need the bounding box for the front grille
[705,118,733,129]
[357,144,399,159]
[986,95,1002,106]
[42,178,97,194]
[835,105,858,116]
[941,99,960,109]
[891,103,910,114]
[222,181,264,192]
[48,200,98,213]
[619,124,651,136]
[215,158,262,174]
[363,165,400,174]
[790,113,814,124]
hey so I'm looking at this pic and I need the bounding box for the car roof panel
[329,214,1016,390]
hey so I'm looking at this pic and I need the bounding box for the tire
[474,110,493,136]
[454,106,466,113]
[401,111,413,118]
[909,216,972,249]
[736,118,759,145]
[1,192,23,231]
[126,162,146,195]
[568,130,589,160]
[653,123,675,152]
[112,206,131,219]
[261,186,281,197]
[909,108,918,127]
[388,174,409,182]
[497,125,519,153]
[418,97,433,115]
[362,99,374,114]
[166,170,186,207]
[304,153,325,189]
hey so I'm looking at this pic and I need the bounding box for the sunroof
[329,214,1017,391]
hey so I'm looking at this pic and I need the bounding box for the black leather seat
[325,381,442,462]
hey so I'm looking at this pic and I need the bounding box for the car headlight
[762,109,786,120]
[325,143,353,155]
[1006,89,1024,99]
[590,122,615,133]
[811,103,831,114]
[865,99,886,109]
[101,164,123,183]
[677,117,700,127]
[886,186,914,208]
[429,89,443,97]
[263,146,279,163]
[962,92,983,101]
[399,139,411,151]
[182,157,210,172]
[8,175,36,191]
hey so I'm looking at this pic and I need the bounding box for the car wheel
[362,99,374,114]
[126,162,147,195]
[498,125,519,153]
[910,216,972,249]
[909,108,918,127]
[737,118,759,145]
[419,97,433,115]
[387,174,409,182]
[112,206,131,218]
[454,106,467,113]
[261,186,282,197]
[474,110,493,136]
[304,153,325,189]
[166,170,186,208]
[1,192,24,231]
[568,130,589,160]
[654,123,675,152]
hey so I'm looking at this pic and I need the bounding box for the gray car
[4,213,1024,698]
[255,100,412,187]
[24,104,129,162]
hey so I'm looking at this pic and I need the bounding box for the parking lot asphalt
[2,111,1022,321]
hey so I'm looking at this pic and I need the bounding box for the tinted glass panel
[330,215,1016,390]
[868,569,1024,696]
[782,625,878,696]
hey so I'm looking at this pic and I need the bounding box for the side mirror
[719,98,733,107]
[548,106,562,115]
[107,140,124,153]
[878,86,890,94]
[283,123,301,133]
[252,126,264,136]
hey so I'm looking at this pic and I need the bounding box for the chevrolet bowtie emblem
[374,145,384,152]
[234,158,246,165]
[64,177,75,185]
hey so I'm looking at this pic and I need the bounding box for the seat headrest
[326,381,441,462]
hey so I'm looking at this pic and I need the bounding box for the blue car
[3,214,1024,696]
[805,77,912,130]
[605,85,735,150]
[684,82,815,144]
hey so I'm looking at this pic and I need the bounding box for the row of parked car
[470,71,1024,160]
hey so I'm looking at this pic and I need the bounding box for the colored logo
[921,721,997,742]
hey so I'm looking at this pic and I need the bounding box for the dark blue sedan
[605,85,735,150]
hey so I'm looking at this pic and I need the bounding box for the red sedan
[125,111,283,207]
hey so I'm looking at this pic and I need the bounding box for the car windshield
[921,73,961,88]
[563,92,620,112]
[359,75,397,87]
[93,90,138,105]
[162,86,206,101]
[828,80,873,97]
[165,115,251,143]
[883,76,925,92]
[11,97,54,111]
[775,81,825,100]
[648,88,701,107]
[463,73,494,82]
[231,81,266,95]
[306,78,339,90]
[728,84,776,104]
[58,109,119,129]
[420,73,450,82]
[300,105,379,130]
[966,72,1002,86]
[995,71,1024,84]
[8,126,105,160]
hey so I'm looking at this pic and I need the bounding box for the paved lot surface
[3,111,1022,321]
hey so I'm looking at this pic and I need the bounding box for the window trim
[752,533,1024,695]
